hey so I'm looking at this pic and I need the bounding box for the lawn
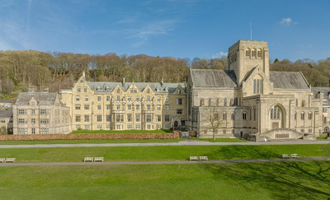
[71,129,173,134]
[0,144,329,163]
[0,161,329,200]
[0,138,185,145]
[317,134,328,140]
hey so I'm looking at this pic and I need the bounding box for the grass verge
[0,144,329,163]
[0,138,185,145]
[317,134,328,140]
[193,137,248,142]
[0,161,329,200]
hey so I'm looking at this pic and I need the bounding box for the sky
[0,0,330,62]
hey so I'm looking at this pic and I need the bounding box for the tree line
[0,50,329,97]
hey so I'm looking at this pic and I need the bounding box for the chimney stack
[28,86,36,93]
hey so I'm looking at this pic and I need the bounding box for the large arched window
[257,49,262,58]
[270,106,281,119]
[246,49,250,57]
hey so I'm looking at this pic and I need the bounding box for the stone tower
[227,40,269,85]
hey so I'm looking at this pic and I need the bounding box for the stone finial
[82,71,85,78]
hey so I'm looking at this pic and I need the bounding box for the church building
[185,40,323,141]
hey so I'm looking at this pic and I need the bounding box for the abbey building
[12,40,325,140]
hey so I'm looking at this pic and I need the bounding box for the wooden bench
[199,156,208,161]
[282,154,290,159]
[190,156,199,161]
[5,158,15,163]
[84,157,94,162]
[94,157,104,162]
[290,154,299,158]
[0,158,5,163]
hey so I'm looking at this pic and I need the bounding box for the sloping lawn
[0,161,329,200]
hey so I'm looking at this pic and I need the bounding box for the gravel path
[0,157,328,167]
[0,140,330,149]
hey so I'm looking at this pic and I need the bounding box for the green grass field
[317,134,328,140]
[0,144,329,163]
[71,129,173,134]
[0,138,185,145]
[1,161,329,200]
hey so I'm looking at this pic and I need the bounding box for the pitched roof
[85,81,186,93]
[312,87,330,106]
[15,93,58,106]
[190,69,237,87]
[269,71,309,89]
[0,108,13,118]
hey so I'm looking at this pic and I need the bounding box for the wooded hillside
[0,50,329,99]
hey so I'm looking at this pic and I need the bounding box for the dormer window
[178,89,181,94]
[106,86,110,92]
[117,89,120,94]
[165,87,168,92]
[147,89,150,93]
[97,86,102,91]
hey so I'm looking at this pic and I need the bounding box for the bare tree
[205,107,224,140]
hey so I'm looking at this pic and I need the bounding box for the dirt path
[0,157,328,167]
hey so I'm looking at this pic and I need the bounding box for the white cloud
[280,18,292,25]
[212,51,228,58]
[127,19,178,47]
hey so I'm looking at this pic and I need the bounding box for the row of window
[75,103,183,112]
[200,98,239,107]
[75,123,170,131]
[18,118,67,124]
[75,114,174,123]
[294,112,313,120]
[245,49,263,58]
[17,128,49,134]
[75,95,182,104]
[18,109,49,115]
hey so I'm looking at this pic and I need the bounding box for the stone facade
[0,108,13,134]
[13,87,71,134]
[186,40,323,140]
[60,74,186,131]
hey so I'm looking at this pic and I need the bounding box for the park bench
[94,157,104,162]
[0,158,5,163]
[5,158,15,163]
[84,157,94,162]
[190,156,199,161]
[282,154,290,159]
[199,156,208,161]
[290,154,299,158]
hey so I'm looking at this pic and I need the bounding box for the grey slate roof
[269,71,309,89]
[190,69,237,87]
[0,108,13,118]
[85,81,186,93]
[15,93,58,106]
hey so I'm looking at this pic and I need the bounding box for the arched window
[257,50,262,58]
[117,89,120,93]
[223,113,227,120]
[252,49,256,57]
[246,49,250,57]
[243,112,247,120]
[224,98,227,106]
[200,98,204,106]
[253,76,263,94]
[270,106,281,120]
[308,112,312,120]
[301,112,305,120]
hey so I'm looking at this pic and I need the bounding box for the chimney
[161,78,164,86]
[28,86,36,93]
[123,77,126,87]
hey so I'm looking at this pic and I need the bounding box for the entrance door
[174,121,178,129]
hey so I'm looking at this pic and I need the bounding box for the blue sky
[0,0,330,62]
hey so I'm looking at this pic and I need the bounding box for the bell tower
[227,40,269,85]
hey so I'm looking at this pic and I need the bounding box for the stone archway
[269,104,286,129]
[174,121,179,129]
